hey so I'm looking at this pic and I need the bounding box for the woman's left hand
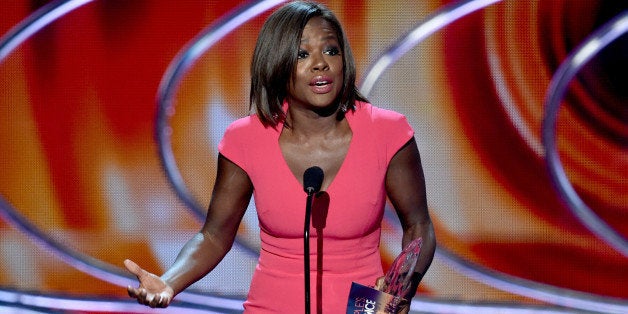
[374,277,410,314]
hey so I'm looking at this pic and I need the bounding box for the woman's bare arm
[385,138,436,301]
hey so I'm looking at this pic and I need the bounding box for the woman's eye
[324,47,340,56]
[297,50,308,59]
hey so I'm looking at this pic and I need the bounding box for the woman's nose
[311,54,329,71]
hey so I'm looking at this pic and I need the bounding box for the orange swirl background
[0,0,626,310]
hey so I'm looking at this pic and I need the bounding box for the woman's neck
[285,105,345,138]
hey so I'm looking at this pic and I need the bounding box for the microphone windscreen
[303,166,324,193]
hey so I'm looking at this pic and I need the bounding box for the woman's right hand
[124,259,175,308]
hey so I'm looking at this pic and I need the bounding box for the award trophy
[346,237,422,313]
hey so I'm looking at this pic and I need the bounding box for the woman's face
[287,16,344,111]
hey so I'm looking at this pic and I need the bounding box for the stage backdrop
[1,0,626,312]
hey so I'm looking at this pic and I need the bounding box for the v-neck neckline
[275,110,355,194]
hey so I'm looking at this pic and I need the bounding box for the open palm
[124,259,175,308]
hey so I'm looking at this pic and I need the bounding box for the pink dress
[218,101,414,313]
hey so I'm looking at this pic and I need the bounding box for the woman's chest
[250,140,389,239]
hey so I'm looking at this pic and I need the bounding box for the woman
[124,1,435,312]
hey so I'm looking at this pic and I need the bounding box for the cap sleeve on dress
[218,117,250,172]
[370,105,415,164]
[386,114,414,163]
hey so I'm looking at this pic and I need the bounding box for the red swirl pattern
[0,0,626,310]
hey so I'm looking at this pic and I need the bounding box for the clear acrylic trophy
[381,237,423,298]
[346,237,422,313]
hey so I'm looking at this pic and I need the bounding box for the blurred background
[0,0,626,313]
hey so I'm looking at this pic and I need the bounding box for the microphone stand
[304,188,314,314]
[302,166,322,314]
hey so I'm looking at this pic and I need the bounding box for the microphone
[302,166,324,314]
[303,166,324,196]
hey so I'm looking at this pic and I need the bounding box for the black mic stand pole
[304,189,314,314]
[303,166,322,314]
